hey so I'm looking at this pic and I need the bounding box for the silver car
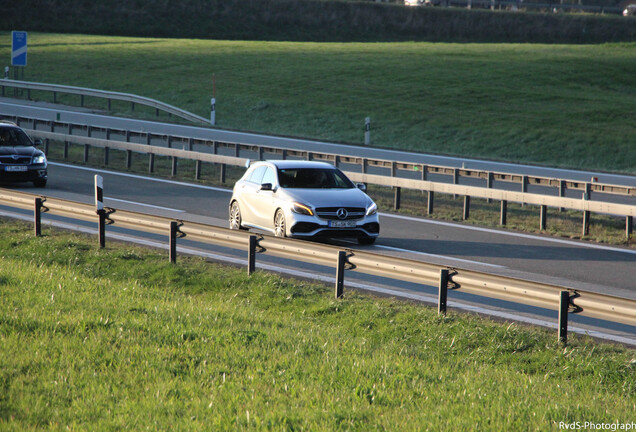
[229,160,379,244]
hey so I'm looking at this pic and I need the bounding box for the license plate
[328,220,356,228]
[5,165,28,172]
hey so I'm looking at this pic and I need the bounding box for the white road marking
[51,161,636,255]
[49,162,232,193]
[375,244,506,268]
[105,198,185,213]
[379,212,636,255]
[1,208,633,347]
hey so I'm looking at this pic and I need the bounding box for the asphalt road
[30,161,635,301]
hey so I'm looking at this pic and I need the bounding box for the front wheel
[274,210,286,238]
[229,201,245,231]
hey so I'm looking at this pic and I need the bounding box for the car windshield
[0,127,33,147]
[278,168,355,189]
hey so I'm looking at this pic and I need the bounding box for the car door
[239,165,266,226]
[250,166,278,229]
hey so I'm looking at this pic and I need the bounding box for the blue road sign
[12,31,27,67]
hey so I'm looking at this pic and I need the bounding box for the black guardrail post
[195,160,202,180]
[500,200,508,226]
[427,191,434,215]
[463,196,470,220]
[438,269,449,315]
[248,235,257,276]
[558,291,570,344]
[34,197,43,237]
[540,205,547,231]
[171,157,178,176]
[169,221,178,263]
[627,216,633,240]
[335,251,346,299]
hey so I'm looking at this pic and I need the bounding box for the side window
[261,167,276,186]
[248,166,266,184]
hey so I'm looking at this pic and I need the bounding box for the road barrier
[16,125,636,239]
[0,79,209,125]
[0,186,634,345]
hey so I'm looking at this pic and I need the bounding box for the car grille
[315,207,365,221]
[0,156,31,165]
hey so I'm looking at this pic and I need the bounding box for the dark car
[0,121,48,187]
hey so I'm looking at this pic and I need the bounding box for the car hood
[0,146,40,157]
[281,188,373,209]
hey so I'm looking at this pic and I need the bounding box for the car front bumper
[287,211,380,240]
[0,164,48,183]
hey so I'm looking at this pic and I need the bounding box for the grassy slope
[1,33,635,173]
[0,220,634,430]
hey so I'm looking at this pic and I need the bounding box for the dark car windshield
[0,127,33,147]
[278,168,355,189]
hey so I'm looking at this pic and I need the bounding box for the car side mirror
[356,183,367,192]
[33,138,43,146]
[260,183,273,191]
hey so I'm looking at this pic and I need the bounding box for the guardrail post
[421,164,427,181]
[195,160,202,180]
[169,221,178,263]
[34,197,43,237]
[627,216,633,239]
[582,210,590,237]
[500,200,508,226]
[248,235,257,276]
[97,210,106,248]
[427,191,434,215]
[559,180,566,212]
[146,132,152,145]
[148,154,155,173]
[558,290,570,344]
[125,150,132,169]
[171,157,178,176]
[220,164,226,184]
[486,172,493,203]
[521,175,528,207]
[258,147,264,161]
[167,136,172,149]
[335,251,346,299]
[364,117,370,145]
[453,168,459,199]
[463,196,470,220]
[438,269,449,315]
[540,205,547,230]
[188,137,194,151]
[234,144,240,157]
[394,187,401,211]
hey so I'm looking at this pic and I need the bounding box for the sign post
[11,31,27,82]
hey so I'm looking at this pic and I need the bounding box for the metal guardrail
[21,127,636,239]
[0,79,209,125]
[0,187,634,344]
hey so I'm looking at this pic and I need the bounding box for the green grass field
[0,220,634,430]
[2,33,635,174]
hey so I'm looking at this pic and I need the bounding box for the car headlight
[291,202,314,216]
[32,155,47,164]
[366,202,377,216]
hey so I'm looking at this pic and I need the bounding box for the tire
[274,210,286,238]
[229,201,244,231]
[358,236,376,245]
[33,179,47,188]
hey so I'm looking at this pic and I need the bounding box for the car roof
[253,160,337,170]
